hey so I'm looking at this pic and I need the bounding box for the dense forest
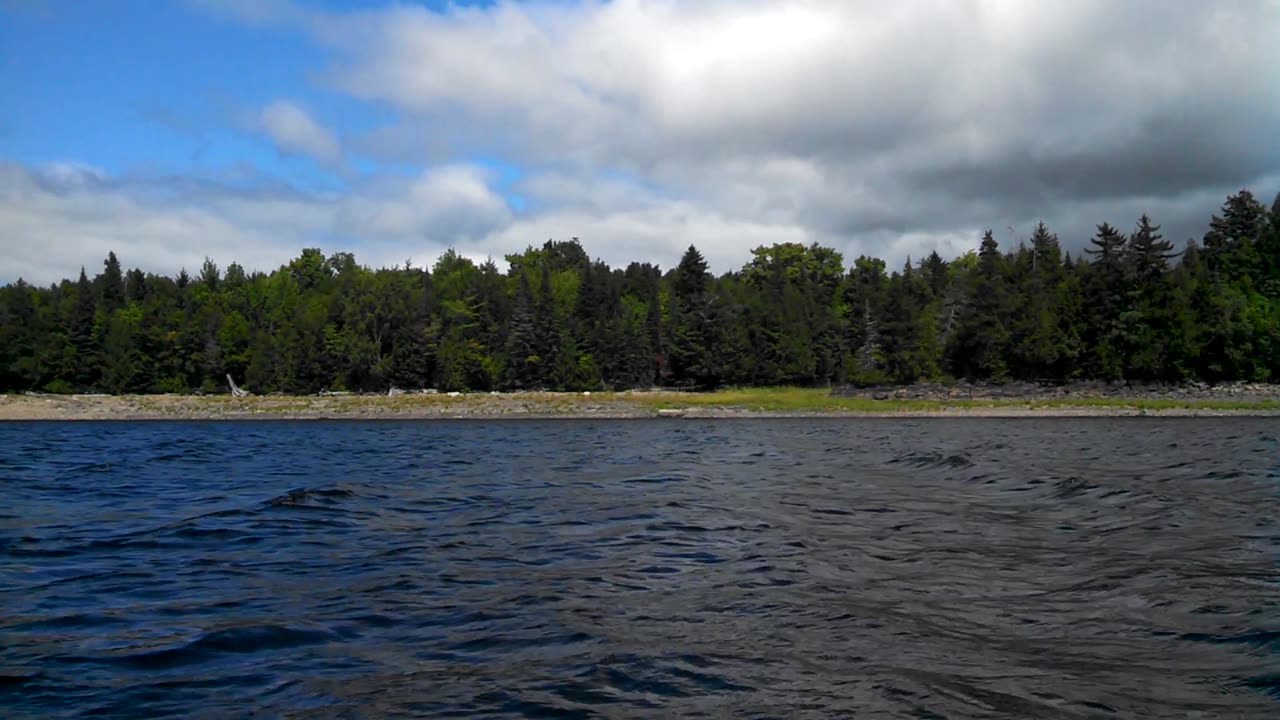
[2,189,1278,394]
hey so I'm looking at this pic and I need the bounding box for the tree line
[1,189,1277,394]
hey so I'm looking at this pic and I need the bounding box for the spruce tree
[1011,222,1069,380]
[99,251,126,315]
[669,245,718,388]
[69,268,100,390]
[1082,223,1128,380]
[505,271,540,389]
[1204,190,1265,267]
[947,231,1010,380]
[1121,215,1178,379]
[841,256,888,384]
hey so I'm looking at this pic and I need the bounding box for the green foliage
[40,378,76,395]
[668,245,719,388]
[2,188,1278,395]
[946,231,1011,380]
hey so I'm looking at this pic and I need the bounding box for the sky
[2,0,1278,284]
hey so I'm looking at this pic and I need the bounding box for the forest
[1,189,1278,395]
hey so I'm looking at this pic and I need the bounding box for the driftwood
[227,374,250,398]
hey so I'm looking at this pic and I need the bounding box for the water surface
[2,419,1278,718]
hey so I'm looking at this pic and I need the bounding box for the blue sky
[1,0,503,192]
[1,0,1277,283]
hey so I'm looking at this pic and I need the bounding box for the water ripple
[1,418,1277,718]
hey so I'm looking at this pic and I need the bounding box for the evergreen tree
[947,231,1010,380]
[99,252,125,315]
[68,268,100,390]
[0,281,37,390]
[125,268,148,304]
[880,262,939,383]
[534,262,566,388]
[388,268,436,390]
[669,245,719,388]
[1126,214,1178,280]
[1082,223,1129,379]
[1122,215,1179,379]
[505,271,541,389]
[1008,222,1070,380]
[841,256,888,384]
[2,186,1278,394]
[1204,189,1265,282]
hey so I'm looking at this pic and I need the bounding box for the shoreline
[3,390,1279,421]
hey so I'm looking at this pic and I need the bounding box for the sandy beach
[3,388,1278,421]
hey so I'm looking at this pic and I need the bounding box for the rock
[447,391,462,397]
[657,408,686,418]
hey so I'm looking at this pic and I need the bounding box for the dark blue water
[2,419,1278,719]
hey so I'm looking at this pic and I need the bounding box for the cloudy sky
[2,0,1278,284]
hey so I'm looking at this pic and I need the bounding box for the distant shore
[3,385,1279,420]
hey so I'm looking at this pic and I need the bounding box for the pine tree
[199,257,221,292]
[534,263,564,388]
[69,267,100,390]
[1084,222,1127,269]
[388,268,435,390]
[1010,222,1070,380]
[1202,190,1267,294]
[0,281,37,390]
[921,251,949,297]
[669,245,718,388]
[99,251,125,315]
[1120,215,1178,379]
[505,271,540,389]
[1126,215,1177,281]
[841,256,888,384]
[1081,223,1128,380]
[946,231,1010,380]
[1260,193,1280,299]
[125,268,147,304]
[879,262,939,383]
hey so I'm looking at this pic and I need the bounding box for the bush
[42,379,76,395]
[154,376,188,394]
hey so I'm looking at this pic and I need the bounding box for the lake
[2,419,1277,718]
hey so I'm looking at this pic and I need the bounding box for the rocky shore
[2,383,1278,421]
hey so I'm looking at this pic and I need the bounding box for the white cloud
[487,202,812,273]
[333,165,512,245]
[0,164,299,284]
[0,161,812,283]
[308,0,1279,258]
[257,100,342,163]
[6,1,1280,283]
[320,1,1278,162]
[0,163,510,283]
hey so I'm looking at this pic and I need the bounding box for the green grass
[630,387,941,412]
[628,386,1280,413]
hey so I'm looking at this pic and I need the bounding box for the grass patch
[628,386,1280,413]
[630,387,943,412]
